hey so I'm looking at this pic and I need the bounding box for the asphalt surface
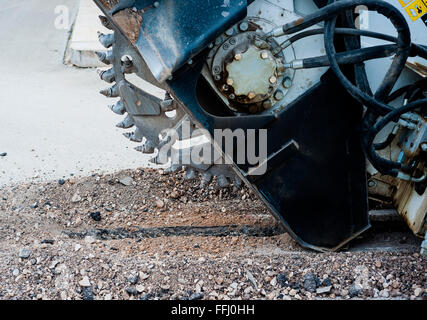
[0,0,150,187]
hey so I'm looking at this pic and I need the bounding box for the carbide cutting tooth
[97,32,115,48]
[98,68,116,83]
[123,128,143,142]
[98,15,114,30]
[200,173,213,188]
[95,51,113,65]
[185,168,197,181]
[217,175,230,188]
[108,100,125,115]
[100,84,119,97]
[116,115,134,129]
[135,141,155,154]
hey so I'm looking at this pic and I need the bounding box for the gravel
[18,248,31,259]
[349,283,363,297]
[89,212,102,222]
[301,272,318,293]
[0,168,425,300]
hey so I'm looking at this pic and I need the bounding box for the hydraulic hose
[268,0,426,176]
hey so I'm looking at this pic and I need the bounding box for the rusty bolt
[234,53,242,61]
[263,100,273,109]
[248,92,256,99]
[226,78,234,86]
[269,76,277,84]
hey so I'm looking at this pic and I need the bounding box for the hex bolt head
[283,77,292,88]
[229,94,236,100]
[248,92,256,99]
[239,22,249,31]
[214,75,221,81]
[234,53,242,61]
[226,78,234,86]
[225,28,234,36]
[261,51,269,59]
[274,90,284,100]
[368,180,377,188]
[213,66,221,74]
[269,76,277,84]
[215,37,223,46]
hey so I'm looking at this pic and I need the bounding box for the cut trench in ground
[0,168,422,253]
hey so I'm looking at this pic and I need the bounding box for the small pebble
[89,212,102,222]
[18,248,31,259]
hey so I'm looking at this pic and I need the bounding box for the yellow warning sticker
[404,0,427,21]
[398,0,415,7]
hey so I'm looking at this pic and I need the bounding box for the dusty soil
[0,168,426,300]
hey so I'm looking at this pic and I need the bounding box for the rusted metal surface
[99,0,142,44]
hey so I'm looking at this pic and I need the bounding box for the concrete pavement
[65,0,109,67]
[0,0,154,187]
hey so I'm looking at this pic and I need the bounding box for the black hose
[321,5,421,175]
[278,27,426,58]
[302,44,398,68]
[374,129,397,150]
[366,99,427,173]
[271,0,426,176]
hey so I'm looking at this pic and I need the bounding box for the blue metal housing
[133,0,247,82]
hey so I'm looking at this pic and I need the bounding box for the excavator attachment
[92,0,427,252]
